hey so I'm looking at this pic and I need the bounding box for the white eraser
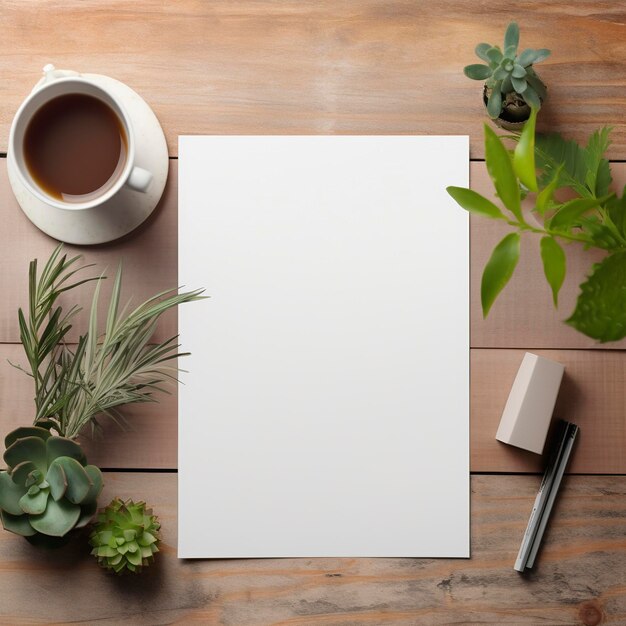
[495,352,565,455]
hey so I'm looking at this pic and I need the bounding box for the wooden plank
[0,160,179,344]
[471,349,626,474]
[0,344,177,470]
[470,163,626,349]
[0,473,624,624]
[1,1,625,159]
[1,344,624,473]
[3,161,626,349]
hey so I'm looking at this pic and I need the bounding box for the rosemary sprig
[12,245,205,439]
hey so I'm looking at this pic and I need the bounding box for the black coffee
[23,93,127,202]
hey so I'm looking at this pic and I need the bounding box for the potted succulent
[447,109,626,343]
[464,22,550,130]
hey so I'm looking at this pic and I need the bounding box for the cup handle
[125,166,153,193]
[34,64,80,90]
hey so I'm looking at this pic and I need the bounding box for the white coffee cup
[9,66,153,210]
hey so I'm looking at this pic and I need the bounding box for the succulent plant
[464,22,550,119]
[0,426,103,540]
[89,498,160,574]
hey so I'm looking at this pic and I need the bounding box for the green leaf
[532,48,551,63]
[97,545,118,558]
[19,487,49,515]
[29,497,81,537]
[504,46,517,60]
[4,427,50,449]
[4,436,47,473]
[0,510,36,537]
[106,264,123,339]
[481,233,521,317]
[535,133,591,197]
[511,76,527,94]
[513,107,538,192]
[518,48,551,67]
[493,66,509,81]
[10,461,38,486]
[486,46,503,64]
[484,124,522,220]
[504,22,519,53]
[138,531,157,547]
[536,165,564,215]
[83,465,104,504]
[487,86,502,118]
[579,217,621,251]
[464,64,492,80]
[549,196,611,231]
[25,470,43,488]
[540,237,567,307]
[140,546,154,559]
[52,457,92,505]
[84,272,103,380]
[525,70,547,100]
[126,549,142,567]
[475,43,492,62]
[46,437,86,466]
[46,462,67,502]
[0,471,26,516]
[512,64,526,78]
[446,187,506,220]
[595,159,612,199]
[522,84,541,109]
[584,127,613,197]
[607,187,626,238]
[567,252,626,342]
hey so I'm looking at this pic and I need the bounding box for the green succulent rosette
[90,498,160,574]
[0,426,103,540]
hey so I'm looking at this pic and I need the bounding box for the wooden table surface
[1,2,625,624]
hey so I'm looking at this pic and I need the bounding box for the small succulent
[0,426,103,540]
[89,498,160,574]
[464,22,550,119]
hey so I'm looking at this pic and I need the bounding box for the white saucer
[7,73,169,245]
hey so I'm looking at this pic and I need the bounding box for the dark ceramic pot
[482,84,544,132]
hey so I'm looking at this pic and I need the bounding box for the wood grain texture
[0,344,177,469]
[471,349,626,474]
[2,161,626,472]
[0,161,179,344]
[1,2,625,617]
[1,344,624,473]
[1,1,625,159]
[0,473,624,625]
[3,161,626,349]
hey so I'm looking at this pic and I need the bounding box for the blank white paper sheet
[178,136,469,558]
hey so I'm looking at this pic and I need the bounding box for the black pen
[525,422,579,569]
[514,420,578,572]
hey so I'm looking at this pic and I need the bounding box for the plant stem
[507,220,593,244]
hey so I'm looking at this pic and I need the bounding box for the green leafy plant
[447,108,626,342]
[13,245,204,438]
[89,498,160,574]
[1,246,204,542]
[464,22,550,120]
[0,426,102,542]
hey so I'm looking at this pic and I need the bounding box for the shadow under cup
[11,79,134,209]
